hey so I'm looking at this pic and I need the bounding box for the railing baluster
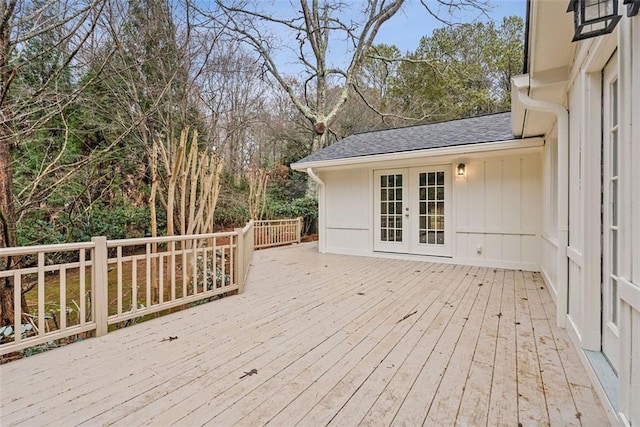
[117,246,123,316]
[203,240,208,293]
[156,252,164,304]
[212,237,217,289]
[171,240,176,301]
[132,259,137,313]
[14,271,21,344]
[145,243,151,308]
[192,239,197,295]
[79,248,86,325]
[38,252,45,336]
[60,266,66,331]
[230,235,235,288]
[182,241,187,296]
[221,244,226,289]
[234,231,243,293]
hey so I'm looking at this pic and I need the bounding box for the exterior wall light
[624,0,640,17]
[567,0,621,42]
[457,163,466,176]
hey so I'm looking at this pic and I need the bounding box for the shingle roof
[294,112,514,166]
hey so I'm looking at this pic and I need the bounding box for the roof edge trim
[291,137,544,170]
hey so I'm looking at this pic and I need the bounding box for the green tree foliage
[7,9,523,248]
[366,16,524,122]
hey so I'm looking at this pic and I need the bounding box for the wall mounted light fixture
[457,163,466,176]
[567,0,621,41]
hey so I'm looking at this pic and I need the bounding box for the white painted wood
[408,165,452,257]
[601,52,620,372]
[513,5,640,423]
[92,236,108,337]
[373,169,410,253]
[320,150,541,269]
[254,218,303,249]
[0,226,262,356]
[37,252,45,337]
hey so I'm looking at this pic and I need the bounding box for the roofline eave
[291,137,544,171]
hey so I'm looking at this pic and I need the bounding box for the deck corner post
[297,216,303,244]
[234,229,245,294]
[92,236,109,337]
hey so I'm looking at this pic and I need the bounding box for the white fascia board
[511,74,530,136]
[291,137,544,171]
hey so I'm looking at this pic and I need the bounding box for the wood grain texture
[0,243,608,426]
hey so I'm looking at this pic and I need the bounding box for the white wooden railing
[0,221,256,356]
[0,242,97,355]
[254,217,302,249]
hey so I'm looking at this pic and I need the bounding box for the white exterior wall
[319,150,541,271]
[455,153,541,270]
[323,169,371,256]
[567,72,586,341]
[619,11,640,426]
[532,9,640,425]
[541,133,558,303]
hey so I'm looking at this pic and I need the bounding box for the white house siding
[323,169,371,256]
[527,7,640,424]
[319,150,542,271]
[454,153,541,270]
[567,72,586,343]
[541,134,558,303]
[619,12,640,426]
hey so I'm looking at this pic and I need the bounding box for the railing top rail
[254,218,300,224]
[106,231,238,247]
[0,241,95,257]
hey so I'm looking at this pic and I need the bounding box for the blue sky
[376,0,527,53]
[262,0,527,77]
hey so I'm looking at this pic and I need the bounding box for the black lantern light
[567,0,621,42]
[623,0,640,17]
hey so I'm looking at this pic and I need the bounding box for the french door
[374,167,452,256]
[602,53,619,372]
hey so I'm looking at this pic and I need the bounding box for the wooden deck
[0,243,608,426]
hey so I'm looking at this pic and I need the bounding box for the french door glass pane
[380,174,403,242]
[418,172,445,246]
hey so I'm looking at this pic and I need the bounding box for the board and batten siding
[541,134,559,304]
[530,12,640,425]
[455,153,541,271]
[320,150,542,272]
[323,169,371,256]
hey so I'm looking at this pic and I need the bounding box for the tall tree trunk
[0,123,27,326]
[306,125,329,197]
[1,0,22,326]
[0,130,16,254]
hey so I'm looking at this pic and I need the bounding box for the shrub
[266,197,318,235]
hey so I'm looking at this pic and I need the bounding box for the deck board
[0,243,609,426]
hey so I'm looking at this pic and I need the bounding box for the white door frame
[373,166,452,257]
[373,169,409,253]
[601,52,620,372]
[409,166,453,257]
